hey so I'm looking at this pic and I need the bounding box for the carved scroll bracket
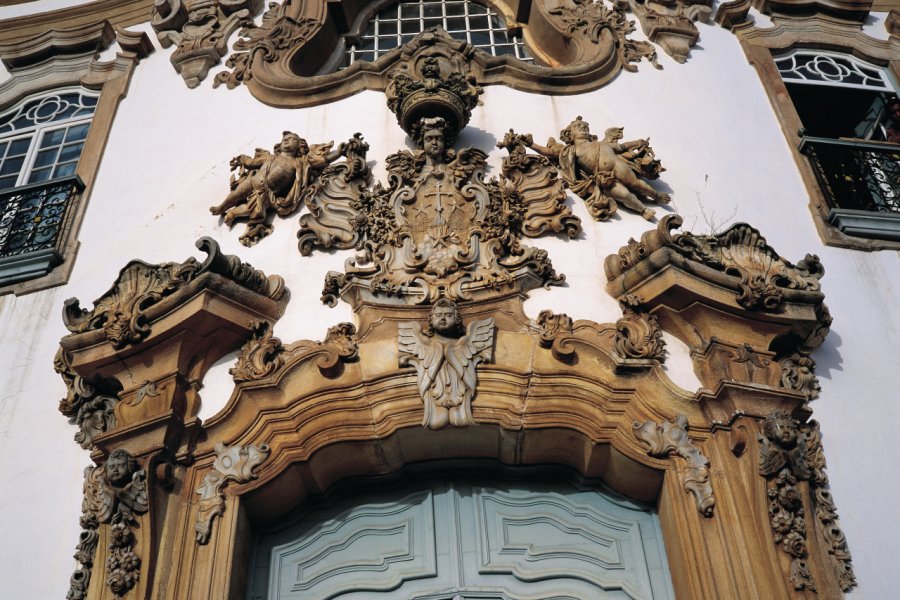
[58,237,287,459]
[633,414,715,516]
[195,442,270,544]
[613,294,665,371]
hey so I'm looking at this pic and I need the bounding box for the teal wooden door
[248,477,673,600]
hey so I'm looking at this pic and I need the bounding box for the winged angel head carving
[399,299,495,429]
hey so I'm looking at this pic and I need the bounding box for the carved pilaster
[634,415,715,516]
[152,0,264,88]
[194,442,270,544]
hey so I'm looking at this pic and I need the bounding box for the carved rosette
[758,411,856,592]
[634,415,715,516]
[62,237,285,347]
[195,442,270,544]
[614,294,665,364]
[67,450,148,598]
[152,0,264,88]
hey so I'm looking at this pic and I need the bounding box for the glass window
[344,0,532,67]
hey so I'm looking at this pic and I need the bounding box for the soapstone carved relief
[210,131,361,246]
[55,348,120,450]
[614,294,665,362]
[535,310,577,362]
[316,56,568,306]
[62,237,285,347]
[67,450,148,599]
[526,116,671,221]
[231,320,284,382]
[399,299,495,429]
[152,0,263,88]
[633,414,715,516]
[759,411,856,592]
[606,215,826,313]
[548,0,660,69]
[628,0,712,63]
[780,353,820,411]
[195,442,270,544]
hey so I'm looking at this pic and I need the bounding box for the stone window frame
[0,21,152,295]
[733,13,900,250]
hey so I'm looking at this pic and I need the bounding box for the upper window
[0,89,97,190]
[343,0,532,67]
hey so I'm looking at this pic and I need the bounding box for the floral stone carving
[634,415,715,516]
[55,348,120,450]
[195,442,270,544]
[67,449,148,598]
[230,320,284,382]
[152,0,263,88]
[527,116,671,221]
[210,130,362,246]
[628,0,713,63]
[614,294,666,363]
[62,237,285,347]
[759,411,856,592]
[399,299,495,429]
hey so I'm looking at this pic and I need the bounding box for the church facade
[0,0,898,597]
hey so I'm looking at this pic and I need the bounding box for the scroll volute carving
[58,238,287,458]
[605,216,830,420]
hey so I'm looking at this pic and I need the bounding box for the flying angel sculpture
[398,299,495,429]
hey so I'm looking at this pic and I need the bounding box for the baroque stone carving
[614,294,665,362]
[780,353,820,409]
[634,415,715,516]
[535,310,577,362]
[527,116,670,221]
[210,130,358,246]
[55,348,120,450]
[759,411,856,592]
[605,215,825,311]
[399,299,495,429]
[62,237,285,347]
[67,450,148,598]
[152,0,263,88]
[629,0,712,63]
[230,320,284,382]
[195,442,270,544]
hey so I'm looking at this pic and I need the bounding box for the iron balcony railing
[799,135,900,214]
[0,175,84,260]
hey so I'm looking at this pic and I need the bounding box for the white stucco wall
[0,11,898,598]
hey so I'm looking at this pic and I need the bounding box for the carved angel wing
[758,436,788,477]
[447,317,495,377]
[117,470,149,520]
[448,148,488,179]
[398,322,444,398]
[308,141,335,160]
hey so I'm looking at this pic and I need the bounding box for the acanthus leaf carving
[152,0,263,88]
[55,348,120,450]
[399,299,495,429]
[535,310,577,362]
[195,442,270,544]
[628,0,712,63]
[526,116,671,221]
[230,320,284,382]
[633,414,715,516]
[67,449,148,598]
[759,411,856,592]
[497,130,582,240]
[780,352,820,410]
[613,294,665,363]
[210,131,357,246]
[62,237,285,347]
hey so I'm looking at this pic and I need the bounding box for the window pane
[446,17,466,31]
[53,161,78,178]
[58,142,83,163]
[27,167,52,183]
[379,20,397,35]
[401,19,421,34]
[0,175,16,190]
[0,156,24,176]
[40,129,66,149]
[9,137,31,156]
[469,15,489,30]
[65,123,90,143]
[32,148,58,169]
[424,2,441,17]
[400,3,419,18]
[0,142,7,157]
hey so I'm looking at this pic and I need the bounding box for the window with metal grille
[344,0,531,67]
[0,89,97,190]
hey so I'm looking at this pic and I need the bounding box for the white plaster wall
[0,12,898,598]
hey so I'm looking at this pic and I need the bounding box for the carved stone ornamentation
[55,348,120,450]
[497,130,582,239]
[780,353,820,410]
[527,116,671,221]
[399,299,495,429]
[67,450,148,598]
[759,411,856,592]
[62,237,285,347]
[628,0,712,63]
[634,415,715,516]
[210,131,359,246]
[614,294,665,364]
[230,320,284,382]
[195,442,270,544]
[535,310,577,362]
[152,0,263,88]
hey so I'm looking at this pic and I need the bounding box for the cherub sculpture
[526,115,670,221]
[398,299,495,429]
[210,131,345,246]
[758,411,813,481]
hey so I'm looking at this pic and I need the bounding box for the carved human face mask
[430,305,459,335]
[106,455,130,486]
[423,129,445,160]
